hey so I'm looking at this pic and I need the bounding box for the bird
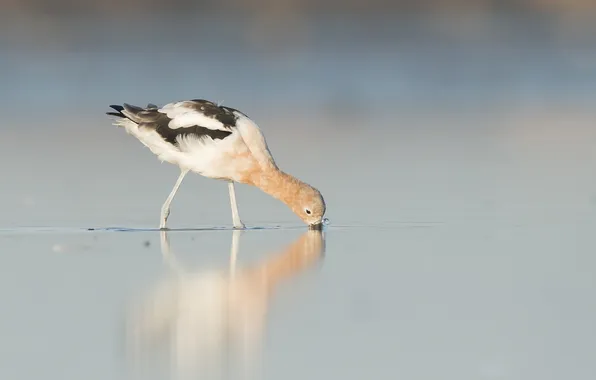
[106,99,326,229]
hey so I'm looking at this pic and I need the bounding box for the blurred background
[1,3,596,379]
[1,0,596,227]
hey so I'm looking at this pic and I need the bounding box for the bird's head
[253,170,327,229]
[290,184,326,229]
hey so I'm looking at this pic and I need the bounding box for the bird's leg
[228,181,245,229]
[160,169,189,229]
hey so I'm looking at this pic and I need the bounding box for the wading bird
[106,100,326,229]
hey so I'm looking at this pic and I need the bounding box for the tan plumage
[107,99,326,229]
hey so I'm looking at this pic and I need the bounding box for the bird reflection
[126,229,326,380]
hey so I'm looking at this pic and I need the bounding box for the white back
[233,113,278,169]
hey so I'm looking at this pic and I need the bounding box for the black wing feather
[188,99,243,127]
[107,101,233,147]
[106,104,125,117]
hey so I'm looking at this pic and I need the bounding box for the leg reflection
[127,230,326,379]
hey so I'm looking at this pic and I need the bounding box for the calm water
[1,12,596,380]
[1,109,596,379]
[0,221,595,380]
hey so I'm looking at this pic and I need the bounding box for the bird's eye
[305,209,312,215]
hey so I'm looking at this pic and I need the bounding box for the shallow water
[1,220,595,380]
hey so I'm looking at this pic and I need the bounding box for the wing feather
[109,100,235,148]
[158,99,237,131]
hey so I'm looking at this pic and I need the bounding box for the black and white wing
[107,99,244,148]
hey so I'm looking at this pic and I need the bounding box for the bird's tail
[106,104,126,118]
[106,103,159,124]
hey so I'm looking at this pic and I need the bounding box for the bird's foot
[159,219,168,230]
[160,209,170,229]
[233,220,246,230]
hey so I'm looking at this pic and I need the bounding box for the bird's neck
[249,168,304,208]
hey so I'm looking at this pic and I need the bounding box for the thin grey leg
[228,181,245,229]
[160,169,189,229]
